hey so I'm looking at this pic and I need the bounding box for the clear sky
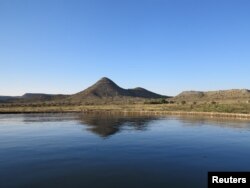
[0,0,250,96]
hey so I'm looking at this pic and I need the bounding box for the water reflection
[1,113,250,188]
[177,116,250,129]
[78,113,155,137]
[5,113,250,137]
[0,113,78,123]
[0,113,155,138]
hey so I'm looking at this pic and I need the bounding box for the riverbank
[1,103,250,119]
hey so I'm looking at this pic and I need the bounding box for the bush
[181,101,186,105]
[144,98,168,104]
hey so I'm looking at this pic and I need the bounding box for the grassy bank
[0,103,250,119]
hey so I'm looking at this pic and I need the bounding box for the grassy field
[1,103,250,119]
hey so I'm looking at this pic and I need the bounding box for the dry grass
[1,103,250,119]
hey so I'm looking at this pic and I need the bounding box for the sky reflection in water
[0,113,250,188]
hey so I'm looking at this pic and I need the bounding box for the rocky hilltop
[68,77,166,102]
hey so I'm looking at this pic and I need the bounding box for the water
[0,113,250,188]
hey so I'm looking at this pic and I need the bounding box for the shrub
[144,98,168,104]
[211,101,217,105]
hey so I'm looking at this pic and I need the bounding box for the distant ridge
[0,77,166,104]
[174,89,250,102]
[1,78,250,104]
[0,93,69,103]
[68,77,166,102]
[0,96,18,102]
[21,93,69,102]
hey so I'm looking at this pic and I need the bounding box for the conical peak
[133,87,145,90]
[99,77,113,82]
[95,77,116,85]
[71,77,166,100]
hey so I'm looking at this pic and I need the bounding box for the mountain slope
[128,87,165,98]
[68,77,166,102]
[0,93,69,103]
[21,93,68,102]
[173,89,250,103]
[0,96,19,103]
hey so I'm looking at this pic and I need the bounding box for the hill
[21,93,69,102]
[0,96,19,103]
[173,89,250,103]
[67,77,166,103]
[2,78,249,105]
[0,77,166,104]
[0,93,69,103]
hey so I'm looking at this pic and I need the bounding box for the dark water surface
[0,113,250,188]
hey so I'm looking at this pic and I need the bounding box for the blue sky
[0,0,250,96]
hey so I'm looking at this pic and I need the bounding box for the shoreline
[1,107,250,120]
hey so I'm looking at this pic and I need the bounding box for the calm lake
[0,113,250,188]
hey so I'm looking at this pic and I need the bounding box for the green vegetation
[144,98,168,104]
[181,101,186,105]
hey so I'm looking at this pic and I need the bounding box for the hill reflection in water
[78,113,156,138]
[76,113,250,137]
[1,113,250,188]
[8,113,250,137]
